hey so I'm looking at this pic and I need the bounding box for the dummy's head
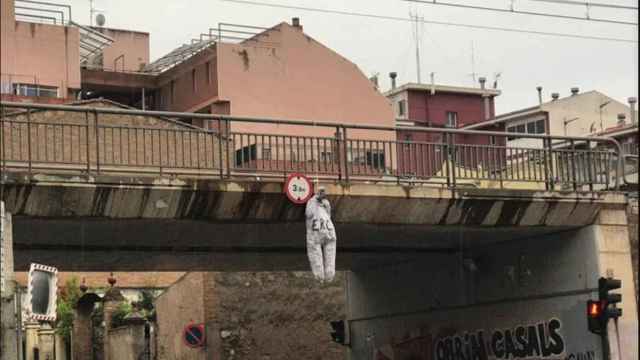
[316,186,327,200]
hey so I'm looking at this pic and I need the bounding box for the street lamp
[563,117,579,136]
[599,100,612,132]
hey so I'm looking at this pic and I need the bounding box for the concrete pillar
[37,325,54,360]
[0,206,18,360]
[595,205,639,360]
[54,333,67,360]
[24,322,39,360]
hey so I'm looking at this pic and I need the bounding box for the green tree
[111,302,133,328]
[56,277,83,341]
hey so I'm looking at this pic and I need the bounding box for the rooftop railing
[0,101,633,191]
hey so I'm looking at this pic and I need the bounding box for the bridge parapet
[1,101,632,192]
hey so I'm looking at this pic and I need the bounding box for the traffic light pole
[600,331,610,360]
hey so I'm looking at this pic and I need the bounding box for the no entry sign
[183,323,205,348]
[285,173,313,204]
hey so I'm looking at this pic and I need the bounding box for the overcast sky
[67,0,638,113]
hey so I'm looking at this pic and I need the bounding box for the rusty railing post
[217,118,223,179]
[0,105,5,179]
[443,133,451,188]
[542,138,550,191]
[342,125,349,183]
[586,140,594,192]
[93,109,100,174]
[225,119,231,179]
[26,109,32,175]
[84,111,91,175]
[569,139,577,191]
[335,126,342,181]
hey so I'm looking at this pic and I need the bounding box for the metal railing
[0,101,630,191]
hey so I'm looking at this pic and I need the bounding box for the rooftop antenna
[430,72,436,95]
[410,11,423,84]
[89,0,105,27]
[493,72,501,89]
[469,41,477,85]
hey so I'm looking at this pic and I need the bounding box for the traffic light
[598,277,623,321]
[588,277,623,335]
[330,320,346,345]
[587,300,604,334]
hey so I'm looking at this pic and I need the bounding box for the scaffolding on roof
[142,22,280,74]
[13,0,114,65]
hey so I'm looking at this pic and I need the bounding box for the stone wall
[154,272,213,360]
[154,271,346,360]
[107,324,146,360]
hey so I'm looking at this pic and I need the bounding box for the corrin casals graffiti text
[434,318,565,360]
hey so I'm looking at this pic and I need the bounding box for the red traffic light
[588,300,602,318]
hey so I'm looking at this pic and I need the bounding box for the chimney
[570,87,579,96]
[629,97,637,124]
[291,17,301,28]
[389,72,397,90]
[617,113,626,125]
[551,93,560,101]
[369,75,379,90]
[536,86,543,105]
[478,77,486,90]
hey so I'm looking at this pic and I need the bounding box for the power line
[528,0,638,11]
[220,0,638,44]
[403,0,637,26]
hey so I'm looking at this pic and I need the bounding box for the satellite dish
[96,13,106,27]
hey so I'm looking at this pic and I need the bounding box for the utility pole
[411,12,422,83]
[1,201,18,360]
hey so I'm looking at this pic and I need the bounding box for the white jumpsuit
[305,195,337,282]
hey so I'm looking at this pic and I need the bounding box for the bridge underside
[1,172,624,271]
[12,218,575,271]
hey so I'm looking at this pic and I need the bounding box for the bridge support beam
[594,206,638,360]
[345,221,638,360]
[1,204,18,360]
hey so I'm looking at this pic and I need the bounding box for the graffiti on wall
[374,318,595,360]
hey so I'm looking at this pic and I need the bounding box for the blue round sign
[183,324,205,348]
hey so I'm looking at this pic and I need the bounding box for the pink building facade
[1,0,80,101]
[385,79,504,177]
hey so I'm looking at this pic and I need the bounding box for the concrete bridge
[0,170,617,272]
[1,102,638,359]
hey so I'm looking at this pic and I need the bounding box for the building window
[262,145,272,160]
[192,69,197,93]
[205,61,211,84]
[527,121,536,134]
[398,100,406,117]
[366,150,386,169]
[507,126,517,141]
[535,119,545,134]
[321,151,332,162]
[13,84,58,98]
[235,144,257,166]
[516,124,526,133]
[446,112,458,128]
[489,136,497,145]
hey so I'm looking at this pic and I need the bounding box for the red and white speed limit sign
[284,173,314,204]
